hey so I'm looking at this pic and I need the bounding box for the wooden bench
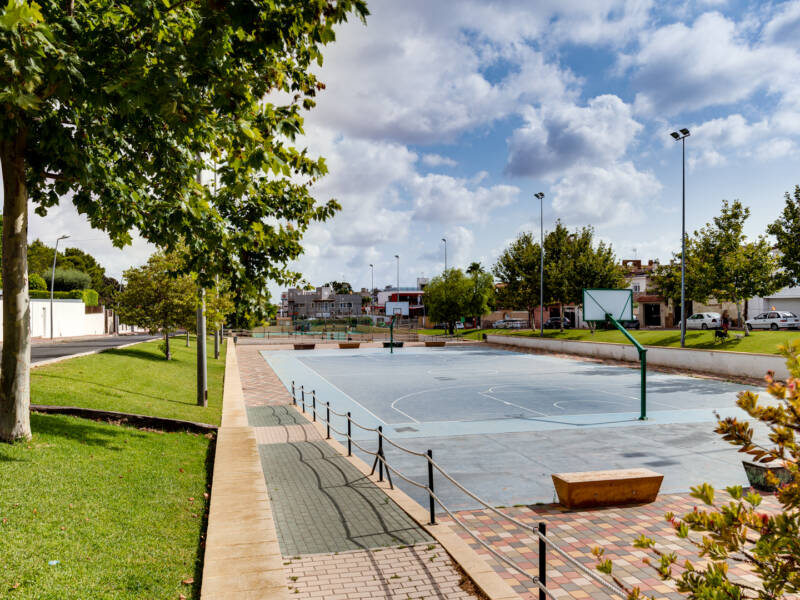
[383,341,404,348]
[293,343,316,350]
[338,342,361,349]
[552,468,663,509]
[424,341,446,347]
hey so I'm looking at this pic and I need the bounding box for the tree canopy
[767,185,800,287]
[0,0,368,441]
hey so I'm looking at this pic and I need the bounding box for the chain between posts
[297,384,626,599]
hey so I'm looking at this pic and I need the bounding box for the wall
[486,334,789,380]
[0,299,106,340]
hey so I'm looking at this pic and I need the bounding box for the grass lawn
[0,412,211,599]
[487,327,800,354]
[31,336,226,425]
[417,328,498,341]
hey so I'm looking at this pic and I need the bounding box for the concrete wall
[0,299,106,340]
[486,334,789,380]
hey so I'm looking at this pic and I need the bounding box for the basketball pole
[606,313,647,420]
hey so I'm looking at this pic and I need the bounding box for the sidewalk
[234,344,480,599]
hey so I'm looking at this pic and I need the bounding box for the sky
[18,0,800,300]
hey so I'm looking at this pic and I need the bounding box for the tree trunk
[214,328,220,359]
[737,300,748,336]
[0,130,32,442]
[164,330,171,360]
[186,331,190,347]
[559,302,564,332]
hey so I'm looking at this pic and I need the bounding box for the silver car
[746,311,800,330]
[685,312,721,330]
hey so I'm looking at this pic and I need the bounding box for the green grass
[31,336,226,425]
[485,327,800,354]
[0,412,211,599]
[416,328,495,341]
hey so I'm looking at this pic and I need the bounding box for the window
[769,312,780,319]
[632,284,640,292]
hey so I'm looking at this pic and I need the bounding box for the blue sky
[26,0,800,299]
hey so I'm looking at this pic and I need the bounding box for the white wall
[0,299,106,340]
[487,334,790,380]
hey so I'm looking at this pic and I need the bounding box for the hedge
[29,289,94,302]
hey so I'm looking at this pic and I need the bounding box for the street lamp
[369,263,374,313]
[670,128,690,348]
[534,192,545,337]
[394,255,399,292]
[442,238,447,272]
[50,234,69,339]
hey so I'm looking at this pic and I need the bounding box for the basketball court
[261,345,757,510]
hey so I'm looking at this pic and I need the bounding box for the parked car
[492,320,508,329]
[455,322,464,330]
[505,319,526,329]
[543,316,572,329]
[746,311,800,330]
[685,312,721,330]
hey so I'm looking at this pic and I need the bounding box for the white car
[493,320,508,329]
[746,311,800,330]
[685,312,721,330]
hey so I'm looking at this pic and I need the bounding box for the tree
[464,263,494,327]
[767,185,800,286]
[47,268,91,291]
[0,0,367,441]
[424,269,472,334]
[693,200,780,334]
[595,340,800,599]
[28,273,46,291]
[116,253,196,361]
[325,281,354,294]
[493,233,541,327]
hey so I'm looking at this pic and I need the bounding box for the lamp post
[50,234,69,339]
[442,238,447,272]
[394,255,399,292]
[670,128,690,348]
[534,193,545,337]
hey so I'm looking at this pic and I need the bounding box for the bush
[45,268,91,291]
[81,289,99,306]
[30,290,85,300]
[29,273,47,291]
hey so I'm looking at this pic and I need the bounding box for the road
[23,334,156,364]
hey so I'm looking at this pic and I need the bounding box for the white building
[749,287,800,316]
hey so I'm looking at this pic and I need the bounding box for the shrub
[29,273,47,291]
[81,289,99,306]
[45,268,91,291]
[30,290,86,300]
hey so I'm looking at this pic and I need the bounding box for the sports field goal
[583,289,647,420]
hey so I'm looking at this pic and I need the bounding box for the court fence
[290,381,627,600]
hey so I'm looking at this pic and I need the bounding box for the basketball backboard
[583,289,633,322]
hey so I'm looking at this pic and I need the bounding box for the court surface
[262,346,760,510]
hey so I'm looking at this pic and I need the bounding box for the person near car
[721,310,731,333]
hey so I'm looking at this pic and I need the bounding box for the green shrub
[81,289,99,306]
[30,290,85,300]
[29,273,47,290]
[44,268,91,291]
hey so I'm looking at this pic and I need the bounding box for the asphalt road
[24,334,156,364]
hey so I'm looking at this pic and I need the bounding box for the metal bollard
[291,381,296,405]
[312,390,316,422]
[538,522,547,600]
[377,426,384,482]
[347,412,352,456]
[427,449,435,525]
[326,402,331,439]
[301,386,305,413]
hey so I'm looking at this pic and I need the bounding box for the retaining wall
[486,334,789,380]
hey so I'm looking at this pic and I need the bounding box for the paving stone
[246,404,306,427]
[258,440,432,556]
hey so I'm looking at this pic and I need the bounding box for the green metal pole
[607,314,647,421]
[390,319,394,354]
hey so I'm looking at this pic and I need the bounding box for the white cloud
[421,153,457,168]
[622,12,800,116]
[763,1,800,48]
[409,174,519,223]
[551,162,662,226]
[506,95,642,177]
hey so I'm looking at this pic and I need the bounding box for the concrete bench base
[383,341,404,348]
[293,343,316,350]
[338,342,361,349]
[424,341,446,347]
[552,468,663,509]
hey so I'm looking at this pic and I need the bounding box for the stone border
[30,337,155,369]
[487,334,788,380]
[201,340,288,599]
[306,418,522,600]
[30,404,217,433]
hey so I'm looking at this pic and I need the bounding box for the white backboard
[386,301,409,316]
[583,289,633,321]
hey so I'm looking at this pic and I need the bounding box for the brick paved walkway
[447,493,784,599]
[284,544,475,600]
[237,344,481,599]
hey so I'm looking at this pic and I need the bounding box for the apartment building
[285,286,366,318]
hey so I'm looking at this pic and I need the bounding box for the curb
[30,405,217,433]
[31,338,157,369]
